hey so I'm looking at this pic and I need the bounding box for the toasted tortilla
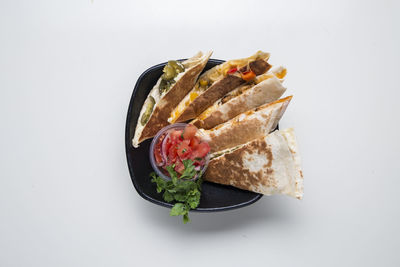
[204,128,303,199]
[132,51,212,147]
[200,96,292,153]
[169,51,271,123]
[192,75,286,129]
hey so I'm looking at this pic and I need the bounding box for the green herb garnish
[150,159,202,224]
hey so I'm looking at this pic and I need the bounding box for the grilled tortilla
[169,51,271,123]
[192,70,286,129]
[132,51,212,147]
[204,128,303,199]
[200,95,292,153]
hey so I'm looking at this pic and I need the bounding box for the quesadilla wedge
[192,67,287,129]
[204,128,303,199]
[200,95,292,153]
[132,51,212,147]
[168,51,272,123]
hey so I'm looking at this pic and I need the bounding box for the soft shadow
[137,196,297,234]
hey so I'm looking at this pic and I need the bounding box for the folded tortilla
[168,51,271,123]
[200,95,292,153]
[204,128,303,199]
[192,71,286,129]
[132,51,212,147]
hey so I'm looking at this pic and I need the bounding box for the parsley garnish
[150,159,202,223]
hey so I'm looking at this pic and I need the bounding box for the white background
[1,0,399,266]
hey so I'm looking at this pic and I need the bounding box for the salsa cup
[149,123,210,181]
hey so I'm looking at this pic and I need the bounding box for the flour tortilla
[192,76,286,129]
[169,51,271,123]
[132,51,212,147]
[204,128,303,199]
[200,96,292,153]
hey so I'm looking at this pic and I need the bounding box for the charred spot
[208,118,266,152]
[202,110,224,130]
[225,99,246,120]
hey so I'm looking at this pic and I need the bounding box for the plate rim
[125,58,263,212]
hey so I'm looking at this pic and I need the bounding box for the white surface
[1,0,399,266]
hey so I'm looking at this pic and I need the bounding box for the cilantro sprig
[150,159,203,223]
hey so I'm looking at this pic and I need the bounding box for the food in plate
[168,51,271,123]
[204,128,303,199]
[191,68,287,130]
[200,96,293,153]
[152,124,210,176]
[132,51,212,147]
[150,124,210,224]
[131,51,304,224]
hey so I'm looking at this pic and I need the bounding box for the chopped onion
[161,132,170,164]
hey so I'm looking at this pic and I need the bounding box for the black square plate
[125,59,263,212]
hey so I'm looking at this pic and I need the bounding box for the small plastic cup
[149,123,210,181]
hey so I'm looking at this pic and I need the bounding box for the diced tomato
[154,140,163,166]
[190,150,200,160]
[167,144,177,165]
[154,152,163,165]
[174,159,185,174]
[192,142,210,158]
[241,70,256,81]
[169,135,177,150]
[177,140,191,159]
[189,136,201,148]
[170,129,183,141]
[183,124,198,140]
[227,67,237,74]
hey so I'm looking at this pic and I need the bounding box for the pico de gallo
[153,124,210,177]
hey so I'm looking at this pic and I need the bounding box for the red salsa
[153,124,210,175]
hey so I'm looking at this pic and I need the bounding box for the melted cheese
[255,66,287,84]
[271,66,287,79]
[190,92,199,101]
[275,68,287,79]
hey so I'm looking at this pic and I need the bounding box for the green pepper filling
[159,60,185,94]
[140,96,155,126]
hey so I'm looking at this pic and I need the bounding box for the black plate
[125,59,263,212]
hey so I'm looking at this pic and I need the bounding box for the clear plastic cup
[149,123,210,181]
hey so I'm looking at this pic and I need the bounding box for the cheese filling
[169,51,270,123]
